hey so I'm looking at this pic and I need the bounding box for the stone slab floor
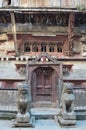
[0,119,86,130]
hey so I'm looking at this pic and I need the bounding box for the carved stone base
[61,112,76,120]
[58,116,76,127]
[58,113,76,127]
[16,113,30,123]
[13,116,35,128]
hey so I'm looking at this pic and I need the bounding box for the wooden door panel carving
[32,67,57,102]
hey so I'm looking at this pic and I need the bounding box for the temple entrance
[31,67,58,105]
[27,53,61,108]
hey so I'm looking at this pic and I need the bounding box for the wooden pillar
[46,43,49,52]
[68,12,75,56]
[39,43,41,52]
[10,12,19,56]
[30,43,33,52]
[54,43,57,52]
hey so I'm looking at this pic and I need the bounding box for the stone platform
[31,108,59,119]
[58,116,76,127]
[13,116,35,127]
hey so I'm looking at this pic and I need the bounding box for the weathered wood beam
[2,16,7,23]
[10,11,19,56]
[68,12,75,56]
[0,8,83,13]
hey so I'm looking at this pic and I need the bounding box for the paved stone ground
[0,119,86,130]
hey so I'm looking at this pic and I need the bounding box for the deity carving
[16,81,30,123]
[60,83,75,114]
[58,82,76,126]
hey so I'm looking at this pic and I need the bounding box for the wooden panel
[28,0,36,7]
[20,0,28,7]
[20,0,28,4]
[31,67,58,102]
[19,0,86,8]
[1,0,86,8]
[28,0,49,7]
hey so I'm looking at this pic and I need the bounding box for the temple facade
[0,1,86,57]
[0,0,86,109]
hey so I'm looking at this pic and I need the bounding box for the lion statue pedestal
[58,83,76,127]
[14,82,35,127]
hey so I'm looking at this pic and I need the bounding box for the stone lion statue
[16,81,30,123]
[60,82,75,114]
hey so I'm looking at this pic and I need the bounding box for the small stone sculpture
[16,81,30,123]
[58,82,76,126]
[14,81,35,127]
[60,83,75,114]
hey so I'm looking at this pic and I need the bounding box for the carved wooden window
[33,45,38,52]
[57,46,62,52]
[41,44,46,52]
[49,46,54,52]
[5,81,13,88]
[63,67,69,75]
[24,43,30,52]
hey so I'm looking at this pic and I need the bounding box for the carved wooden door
[32,67,54,102]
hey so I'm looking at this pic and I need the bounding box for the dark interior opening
[8,0,11,5]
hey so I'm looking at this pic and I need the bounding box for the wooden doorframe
[31,66,58,103]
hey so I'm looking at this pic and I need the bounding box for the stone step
[31,108,59,119]
[76,110,86,120]
[32,102,57,108]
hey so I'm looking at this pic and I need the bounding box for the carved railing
[0,87,86,111]
[73,87,86,110]
[0,23,83,34]
[0,88,17,111]
[1,0,86,8]
[0,24,68,34]
[79,24,86,34]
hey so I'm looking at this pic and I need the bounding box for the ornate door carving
[32,67,57,102]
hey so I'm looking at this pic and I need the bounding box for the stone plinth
[13,116,35,127]
[58,112,76,127]
[16,112,30,123]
